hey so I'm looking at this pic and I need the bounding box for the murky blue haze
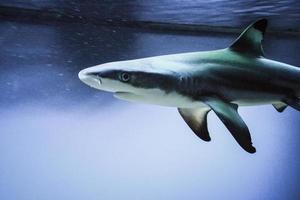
[1,0,300,29]
[0,1,300,200]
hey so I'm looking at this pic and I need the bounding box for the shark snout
[78,68,102,89]
[78,69,88,81]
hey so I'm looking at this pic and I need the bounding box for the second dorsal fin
[229,18,268,57]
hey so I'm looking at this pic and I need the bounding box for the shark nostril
[96,75,102,85]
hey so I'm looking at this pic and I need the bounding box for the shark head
[78,60,179,104]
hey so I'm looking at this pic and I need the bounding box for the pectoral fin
[178,107,211,141]
[203,97,256,153]
[272,102,287,113]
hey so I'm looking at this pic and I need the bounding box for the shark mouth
[115,91,131,94]
[114,91,133,97]
[113,91,141,102]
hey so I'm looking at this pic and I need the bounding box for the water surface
[1,0,300,29]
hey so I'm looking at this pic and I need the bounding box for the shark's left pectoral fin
[178,107,211,141]
[203,97,256,154]
[272,102,287,113]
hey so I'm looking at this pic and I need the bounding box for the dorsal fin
[229,18,268,57]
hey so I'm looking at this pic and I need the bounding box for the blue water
[1,1,300,199]
[1,0,300,29]
[0,19,300,199]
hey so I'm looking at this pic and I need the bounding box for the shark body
[79,19,300,153]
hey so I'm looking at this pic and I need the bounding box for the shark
[78,19,300,154]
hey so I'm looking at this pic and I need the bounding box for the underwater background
[0,1,300,199]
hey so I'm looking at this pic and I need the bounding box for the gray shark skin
[78,19,300,154]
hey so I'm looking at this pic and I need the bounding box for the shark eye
[120,72,130,82]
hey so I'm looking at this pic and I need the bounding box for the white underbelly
[114,89,205,108]
[114,88,283,108]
